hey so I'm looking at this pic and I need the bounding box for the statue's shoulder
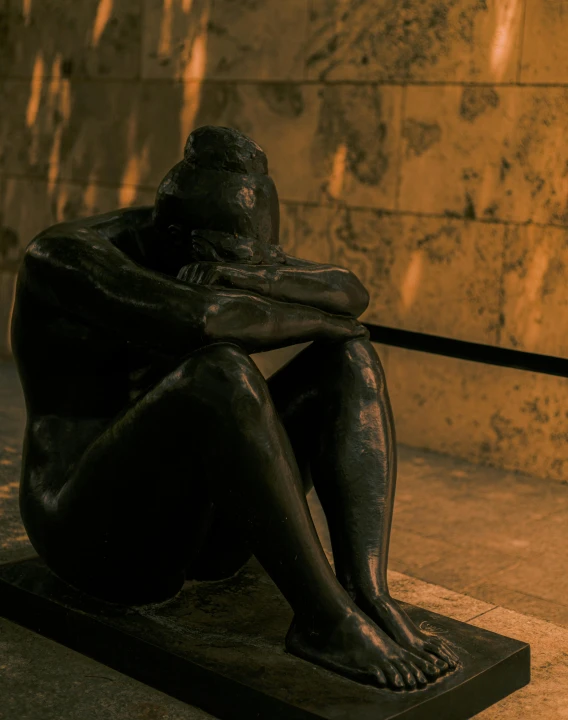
[37,205,154,240]
[26,205,155,262]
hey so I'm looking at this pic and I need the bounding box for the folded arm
[179,253,370,318]
[20,228,365,356]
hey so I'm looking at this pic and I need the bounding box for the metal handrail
[365,324,567,378]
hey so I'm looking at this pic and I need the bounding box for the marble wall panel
[0,78,185,188]
[142,0,309,81]
[1,177,155,259]
[310,84,402,210]
[385,346,568,482]
[521,0,568,84]
[508,88,568,227]
[399,86,568,227]
[282,203,505,344]
[191,82,321,203]
[1,76,403,210]
[191,82,402,207]
[501,224,568,357]
[1,0,142,79]
[306,0,524,83]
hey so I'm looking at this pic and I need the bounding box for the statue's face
[152,156,281,275]
[156,223,200,276]
[157,224,276,276]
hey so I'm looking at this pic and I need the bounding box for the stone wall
[1,0,568,480]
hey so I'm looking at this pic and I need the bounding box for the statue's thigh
[53,340,278,556]
[50,378,226,582]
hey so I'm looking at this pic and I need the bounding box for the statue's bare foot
[285,609,441,690]
[357,594,460,673]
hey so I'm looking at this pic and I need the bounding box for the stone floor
[1,359,567,719]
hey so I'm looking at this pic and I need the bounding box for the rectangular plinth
[0,557,530,720]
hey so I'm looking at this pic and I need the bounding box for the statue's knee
[340,337,386,393]
[177,343,267,409]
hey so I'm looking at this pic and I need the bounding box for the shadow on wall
[2,0,568,481]
[0,0,221,353]
[0,0,567,363]
[0,0,214,241]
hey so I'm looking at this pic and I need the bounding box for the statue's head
[151,126,280,275]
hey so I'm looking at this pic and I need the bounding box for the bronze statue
[11,126,458,691]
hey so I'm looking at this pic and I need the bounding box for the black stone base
[0,557,529,720]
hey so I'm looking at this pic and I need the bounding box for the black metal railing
[365,324,565,378]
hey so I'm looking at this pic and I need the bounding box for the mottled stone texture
[501,224,568,357]
[400,86,568,225]
[281,204,505,344]
[306,0,524,82]
[385,346,568,482]
[521,0,568,84]
[142,0,309,81]
[1,0,142,79]
[1,0,568,480]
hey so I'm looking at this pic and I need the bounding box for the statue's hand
[177,261,224,286]
[263,243,286,265]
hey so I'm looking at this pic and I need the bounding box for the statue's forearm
[23,230,365,356]
[212,261,370,318]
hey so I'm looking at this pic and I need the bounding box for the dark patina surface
[0,555,530,720]
[6,126,529,708]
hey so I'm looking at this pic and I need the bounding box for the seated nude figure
[12,126,458,691]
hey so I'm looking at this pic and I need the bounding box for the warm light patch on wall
[179,2,209,156]
[26,54,44,166]
[22,0,32,25]
[158,0,174,56]
[477,166,497,214]
[400,249,424,311]
[524,245,549,304]
[91,0,114,48]
[26,54,44,127]
[119,146,150,206]
[48,54,62,100]
[514,244,550,349]
[47,55,71,125]
[180,82,202,156]
[83,174,99,214]
[523,307,544,347]
[5,277,17,356]
[184,30,207,80]
[159,0,209,67]
[46,56,72,196]
[490,0,521,81]
[47,131,63,194]
[55,187,69,223]
[119,111,150,206]
[328,143,348,199]
[558,169,568,221]
[179,82,201,156]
